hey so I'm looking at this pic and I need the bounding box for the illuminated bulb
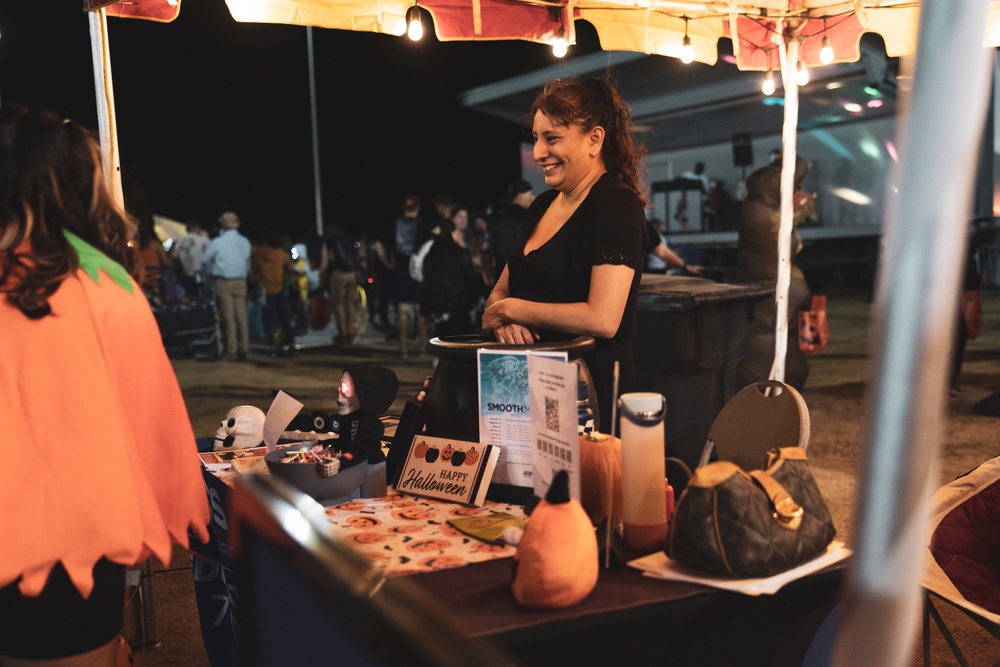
[762,70,776,96]
[407,8,423,41]
[819,35,834,65]
[680,35,694,64]
[795,61,810,87]
[552,35,568,58]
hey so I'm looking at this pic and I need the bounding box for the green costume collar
[63,229,134,294]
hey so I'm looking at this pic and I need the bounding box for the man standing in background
[489,179,534,277]
[204,211,252,361]
[375,194,428,358]
[174,221,210,298]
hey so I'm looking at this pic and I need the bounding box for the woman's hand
[482,299,539,343]
[481,298,512,332]
[492,323,539,345]
[683,263,705,276]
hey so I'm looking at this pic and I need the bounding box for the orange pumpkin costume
[0,234,210,598]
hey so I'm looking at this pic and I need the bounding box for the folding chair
[922,455,1000,667]
[697,380,810,470]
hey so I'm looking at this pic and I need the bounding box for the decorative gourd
[511,470,598,609]
[578,432,622,526]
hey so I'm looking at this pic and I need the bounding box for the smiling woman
[481,76,648,429]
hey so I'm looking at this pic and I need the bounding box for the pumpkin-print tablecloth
[322,492,524,577]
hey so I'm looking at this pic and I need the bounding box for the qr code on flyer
[544,396,559,432]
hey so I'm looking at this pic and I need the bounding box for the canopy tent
[84,1,997,663]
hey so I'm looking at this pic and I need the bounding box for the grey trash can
[634,275,772,471]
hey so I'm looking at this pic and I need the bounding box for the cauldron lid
[425,334,595,361]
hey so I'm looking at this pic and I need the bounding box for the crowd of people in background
[134,166,713,364]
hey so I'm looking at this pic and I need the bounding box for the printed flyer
[476,349,567,487]
[527,354,582,501]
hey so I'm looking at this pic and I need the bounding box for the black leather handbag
[666,447,835,578]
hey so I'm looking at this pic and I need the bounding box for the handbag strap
[749,468,803,530]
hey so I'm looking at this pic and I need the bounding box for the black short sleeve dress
[505,173,646,428]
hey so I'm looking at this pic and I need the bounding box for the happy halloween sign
[396,436,500,506]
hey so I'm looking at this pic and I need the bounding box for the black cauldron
[423,334,598,444]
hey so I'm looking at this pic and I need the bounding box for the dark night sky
[0,1,598,242]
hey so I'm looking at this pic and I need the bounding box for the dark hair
[0,105,136,317]
[524,76,649,208]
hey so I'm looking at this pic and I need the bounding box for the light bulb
[407,9,423,41]
[680,35,694,64]
[762,70,776,96]
[796,62,810,87]
[819,35,834,65]
[552,35,568,58]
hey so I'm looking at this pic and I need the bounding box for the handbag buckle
[772,496,804,530]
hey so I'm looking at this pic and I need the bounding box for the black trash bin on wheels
[634,275,772,475]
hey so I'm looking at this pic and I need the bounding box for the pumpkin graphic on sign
[441,444,454,462]
[464,447,480,466]
[450,449,466,466]
[413,440,428,459]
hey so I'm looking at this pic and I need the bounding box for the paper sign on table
[628,541,852,596]
[396,435,500,506]
[477,349,567,487]
[263,390,303,452]
[199,446,268,472]
[527,354,581,501]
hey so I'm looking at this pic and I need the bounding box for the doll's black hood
[344,365,399,415]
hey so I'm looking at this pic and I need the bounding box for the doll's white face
[337,371,360,415]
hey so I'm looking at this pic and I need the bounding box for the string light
[762,48,776,95]
[762,69,776,96]
[796,60,810,86]
[680,17,694,64]
[819,35,834,65]
[406,5,423,41]
[819,18,834,65]
[552,27,568,58]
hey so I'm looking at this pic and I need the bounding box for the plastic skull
[337,371,360,415]
[213,405,266,450]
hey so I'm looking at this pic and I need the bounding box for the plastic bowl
[264,446,368,504]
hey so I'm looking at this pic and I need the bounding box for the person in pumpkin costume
[335,365,399,469]
[0,105,210,665]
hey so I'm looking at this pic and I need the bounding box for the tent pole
[88,7,123,210]
[307,26,324,238]
[770,33,799,383]
[830,1,993,665]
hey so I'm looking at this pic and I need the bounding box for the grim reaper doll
[335,365,399,469]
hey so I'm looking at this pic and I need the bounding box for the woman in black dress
[481,76,648,429]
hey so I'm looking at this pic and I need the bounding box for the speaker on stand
[732,133,753,200]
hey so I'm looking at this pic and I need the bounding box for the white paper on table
[628,541,852,596]
[476,349,566,487]
[527,354,581,500]
[263,390,304,452]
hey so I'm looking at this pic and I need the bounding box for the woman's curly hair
[524,76,650,208]
[0,105,137,318]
